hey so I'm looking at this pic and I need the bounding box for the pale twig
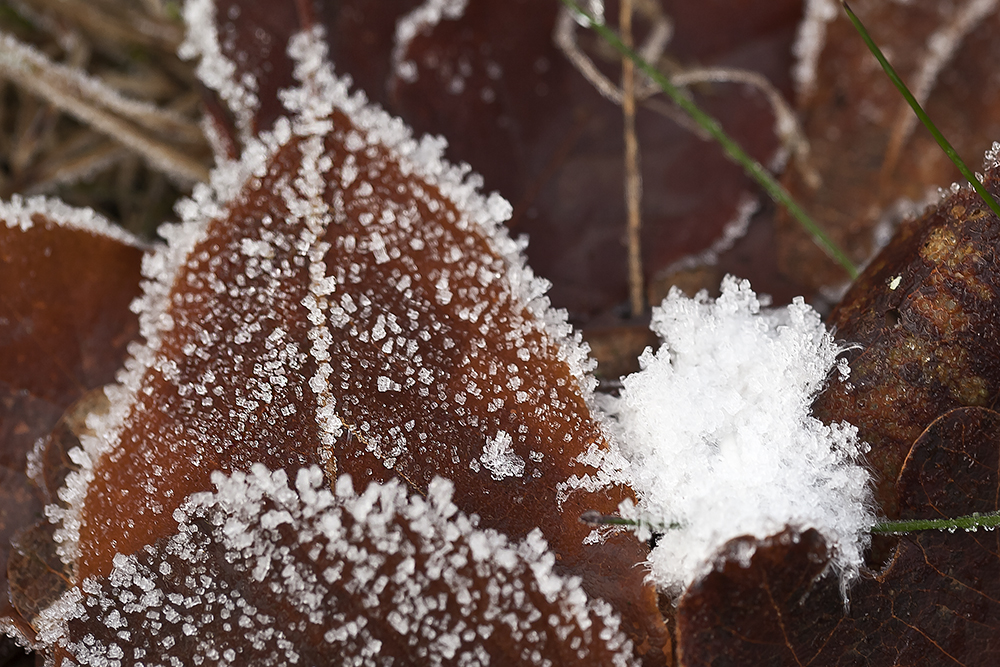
[23,0,184,52]
[560,0,859,278]
[620,0,644,317]
[0,30,209,184]
[672,67,819,187]
[554,5,820,189]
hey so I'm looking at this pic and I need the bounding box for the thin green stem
[584,509,1000,537]
[841,1,1000,220]
[579,511,682,532]
[559,0,859,280]
[871,510,1000,535]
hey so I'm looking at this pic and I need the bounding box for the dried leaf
[780,0,1000,289]
[58,467,635,665]
[813,174,1000,517]
[0,200,142,645]
[26,10,669,663]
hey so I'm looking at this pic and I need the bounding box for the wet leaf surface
[676,405,1000,666]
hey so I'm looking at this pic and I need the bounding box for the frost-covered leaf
[47,465,636,666]
[675,406,1000,666]
[26,5,668,663]
[813,169,1000,518]
[197,0,806,316]
[0,198,143,646]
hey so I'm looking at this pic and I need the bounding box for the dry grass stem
[0,31,208,184]
[620,0,644,317]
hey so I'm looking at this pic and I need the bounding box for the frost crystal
[392,0,469,83]
[480,430,525,480]
[615,276,874,597]
[47,465,635,666]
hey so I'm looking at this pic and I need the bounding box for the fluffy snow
[613,276,874,597]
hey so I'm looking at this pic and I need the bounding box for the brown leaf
[675,405,1000,666]
[62,468,636,665]
[813,174,1000,518]
[779,0,1000,289]
[0,202,143,643]
[41,16,669,662]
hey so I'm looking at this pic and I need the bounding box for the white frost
[480,430,525,480]
[614,276,874,597]
[392,0,469,83]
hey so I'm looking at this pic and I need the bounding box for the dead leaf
[780,0,1000,290]
[813,173,1000,518]
[0,203,142,648]
[15,9,670,663]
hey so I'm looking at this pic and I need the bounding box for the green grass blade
[559,0,859,280]
[871,510,1000,534]
[841,1,1000,221]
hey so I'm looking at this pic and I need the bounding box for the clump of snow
[613,276,873,597]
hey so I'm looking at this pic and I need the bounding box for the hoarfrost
[480,430,525,480]
[179,0,260,141]
[614,276,874,597]
[0,194,142,246]
[793,0,838,99]
[37,8,647,658]
[393,0,470,83]
[47,465,635,666]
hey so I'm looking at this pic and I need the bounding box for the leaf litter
[2,1,1000,666]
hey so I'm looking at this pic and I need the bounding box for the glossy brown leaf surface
[814,174,1000,518]
[0,207,142,643]
[780,0,1000,289]
[676,406,1000,666]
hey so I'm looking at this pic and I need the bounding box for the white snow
[613,277,874,597]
